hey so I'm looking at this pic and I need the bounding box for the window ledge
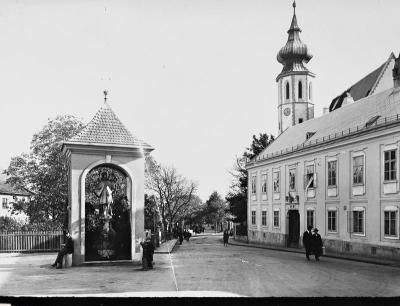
[383,180,397,184]
[351,233,366,237]
[383,235,399,240]
[352,183,365,187]
[327,185,337,188]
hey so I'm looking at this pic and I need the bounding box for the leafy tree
[144,194,158,231]
[146,160,197,235]
[205,191,228,231]
[226,133,274,225]
[4,115,84,229]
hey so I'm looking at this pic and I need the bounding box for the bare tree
[146,160,197,237]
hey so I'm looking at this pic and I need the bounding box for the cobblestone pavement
[2,234,400,297]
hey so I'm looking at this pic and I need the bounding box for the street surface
[1,234,400,296]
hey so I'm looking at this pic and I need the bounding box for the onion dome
[277,1,313,77]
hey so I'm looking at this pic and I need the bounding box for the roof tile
[67,102,152,148]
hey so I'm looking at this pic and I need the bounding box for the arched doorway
[84,164,131,261]
[287,210,300,248]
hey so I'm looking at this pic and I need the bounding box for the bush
[235,223,248,236]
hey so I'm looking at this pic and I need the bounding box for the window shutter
[347,211,351,233]
[304,174,307,190]
[314,173,317,188]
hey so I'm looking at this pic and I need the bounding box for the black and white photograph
[1,0,400,302]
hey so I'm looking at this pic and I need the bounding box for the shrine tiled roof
[67,102,152,149]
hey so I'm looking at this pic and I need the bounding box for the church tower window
[298,81,303,99]
[285,82,290,100]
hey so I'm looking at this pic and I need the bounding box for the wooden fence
[0,231,63,253]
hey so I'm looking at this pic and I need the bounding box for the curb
[229,239,400,268]
[154,239,178,254]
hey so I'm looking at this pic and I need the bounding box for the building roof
[276,1,313,79]
[251,86,400,165]
[329,53,396,112]
[0,182,32,197]
[66,102,153,149]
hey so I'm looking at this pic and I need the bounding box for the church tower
[277,1,315,134]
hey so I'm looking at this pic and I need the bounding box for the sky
[0,0,399,201]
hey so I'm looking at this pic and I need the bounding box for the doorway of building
[84,164,131,261]
[287,210,300,248]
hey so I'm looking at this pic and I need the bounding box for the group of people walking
[302,226,323,261]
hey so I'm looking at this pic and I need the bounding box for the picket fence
[0,231,63,253]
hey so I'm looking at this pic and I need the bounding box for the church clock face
[284,107,291,116]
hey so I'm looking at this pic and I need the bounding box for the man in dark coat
[312,228,323,261]
[302,225,313,261]
[52,231,74,269]
[223,229,229,246]
[140,235,155,270]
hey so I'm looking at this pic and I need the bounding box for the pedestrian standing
[140,234,154,270]
[302,225,313,261]
[311,228,323,261]
[223,229,229,246]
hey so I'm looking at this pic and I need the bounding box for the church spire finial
[293,0,296,15]
[103,90,108,103]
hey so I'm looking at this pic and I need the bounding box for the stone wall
[323,238,400,261]
[248,229,286,247]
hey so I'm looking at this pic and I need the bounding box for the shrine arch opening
[83,163,132,262]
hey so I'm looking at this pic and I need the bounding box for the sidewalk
[229,238,400,267]
[154,239,177,254]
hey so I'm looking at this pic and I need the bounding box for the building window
[2,198,7,209]
[352,209,365,234]
[273,210,280,228]
[298,81,303,99]
[251,175,257,195]
[328,160,337,186]
[384,149,397,181]
[289,168,296,191]
[306,210,314,228]
[384,210,397,237]
[305,165,315,189]
[353,155,364,185]
[285,82,290,100]
[309,82,312,100]
[261,173,267,194]
[262,210,267,226]
[298,118,303,124]
[251,210,256,225]
[273,171,280,193]
[328,210,337,232]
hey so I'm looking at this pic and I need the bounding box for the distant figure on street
[140,233,155,270]
[51,230,74,269]
[183,229,191,242]
[311,228,323,261]
[223,229,229,246]
[302,225,313,261]
[177,228,183,245]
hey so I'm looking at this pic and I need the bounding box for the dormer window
[306,132,315,140]
[365,115,380,128]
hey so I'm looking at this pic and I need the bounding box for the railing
[0,231,63,253]
[248,113,400,164]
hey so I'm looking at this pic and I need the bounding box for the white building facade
[246,2,400,260]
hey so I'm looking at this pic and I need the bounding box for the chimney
[393,53,400,88]
[342,92,354,106]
